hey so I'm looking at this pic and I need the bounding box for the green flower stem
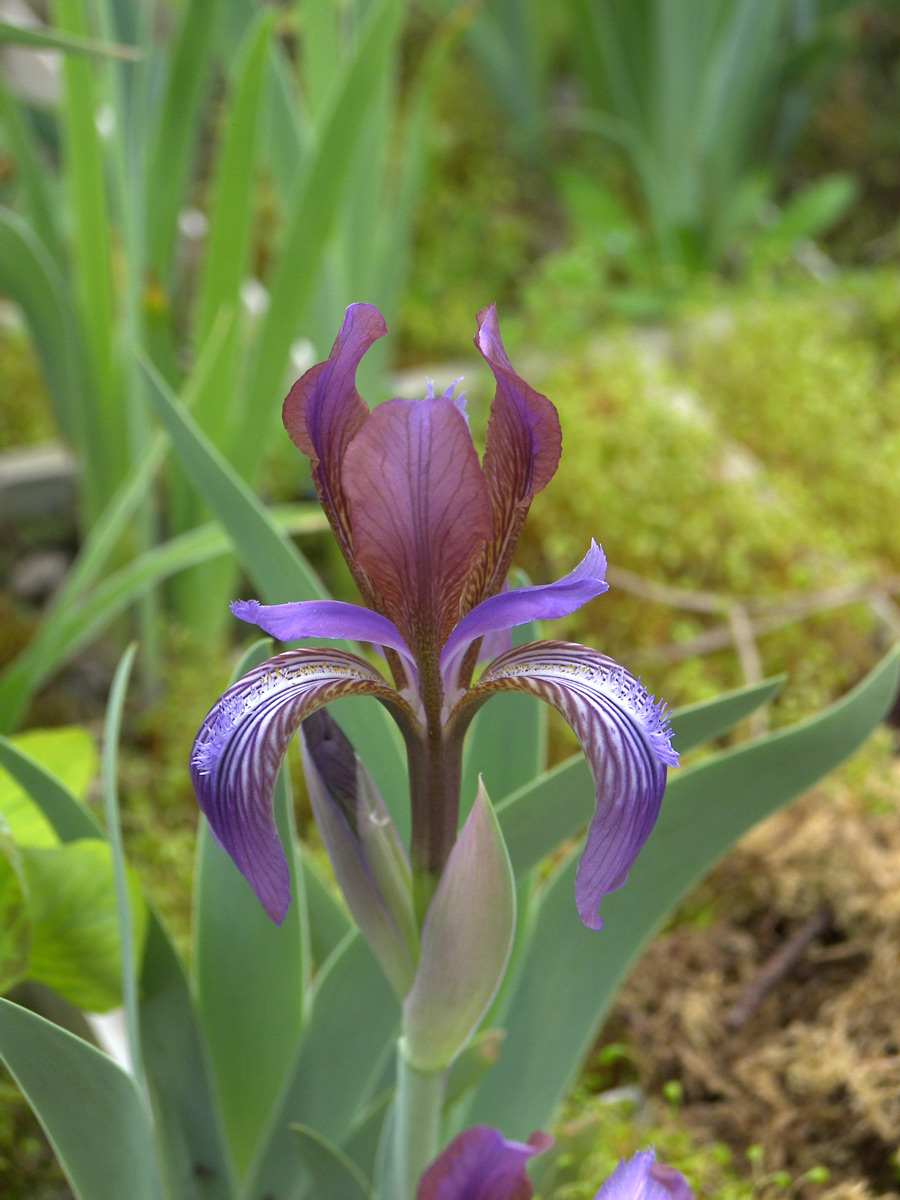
[394,1037,445,1200]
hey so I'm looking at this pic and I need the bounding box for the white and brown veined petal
[190,648,412,923]
[453,642,677,930]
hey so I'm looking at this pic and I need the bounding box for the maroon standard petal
[469,305,562,604]
[593,1150,692,1200]
[343,396,492,668]
[190,648,408,923]
[417,1126,552,1200]
[282,303,386,572]
[457,642,677,930]
[440,541,608,686]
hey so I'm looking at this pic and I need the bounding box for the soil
[603,745,900,1200]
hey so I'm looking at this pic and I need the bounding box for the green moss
[0,326,54,450]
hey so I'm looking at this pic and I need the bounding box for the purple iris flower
[190,304,677,928]
[417,1133,692,1200]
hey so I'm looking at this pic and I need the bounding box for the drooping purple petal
[593,1151,692,1200]
[467,305,562,606]
[190,648,408,923]
[457,642,677,930]
[440,541,608,684]
[417,1126,553,1200]
[282,303,386,579]
[231,597,415,671]
[342,396,493,660]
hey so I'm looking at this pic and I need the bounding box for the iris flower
[417,1133,692,1200]
[190,304,677,930]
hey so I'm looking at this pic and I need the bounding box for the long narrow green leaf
[468,647,900,1137]
[235,0,403,478]
[0,503,323,733]
[146,0,223,276]
[194,640,308,1176]
[497,674,785,876]
[101,646,142,1082]
[245,933,399,1200]
[0,18,139,57]
[0,79,62,262]
[139,353,409,822]
[0,737,102,843]
[0,208,84,446]
[194,12,272,349]
[55,0,119,487]
[302,848,352,971]
[0,998,160,1200]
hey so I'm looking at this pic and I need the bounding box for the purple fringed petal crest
[458,642,677,930]
[282,303,386,579]
[467,305,562,607]
[231,597,415,672]
[440,541,608,685]
[417,1126,553,1200]
[342,396,493,661]
[593,1151,692,1200]
[190,648,407,924]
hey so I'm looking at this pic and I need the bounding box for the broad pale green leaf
[0,997,160,1200]
[403,786,515,1072]
[497,674,786,877]
[139,912,237,1200]
[22,840,147,1013]
[194,640,308,1176]
[460,614,546,821]
[0,826,30,992]
[246,932,399,1200]
[301,848,352,972]
[140,355,409,827]
[468,646,900,1137]
[290,1125,372,1200]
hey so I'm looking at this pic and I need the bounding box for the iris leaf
[468,646,900,1137]
[194,639,309,1177]
[0,998,160,1200]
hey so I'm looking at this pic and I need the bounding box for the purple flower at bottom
[416,1126,553,1200]
[190,304,678,932]
[594,1150,693,1200]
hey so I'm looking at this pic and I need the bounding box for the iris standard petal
[417,1126,552,1200]
[282,303,386,565]
[594,1151,692,1200]
[190,648,406,923]
[469,305,562,603]
[457,642,677,930]
[440,541,608,683]
[231,597,415,671]
[343,396,493,660]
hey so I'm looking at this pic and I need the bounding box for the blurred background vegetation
[1,1,900,1196]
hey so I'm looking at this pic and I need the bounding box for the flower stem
[394,1037,445,1200]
